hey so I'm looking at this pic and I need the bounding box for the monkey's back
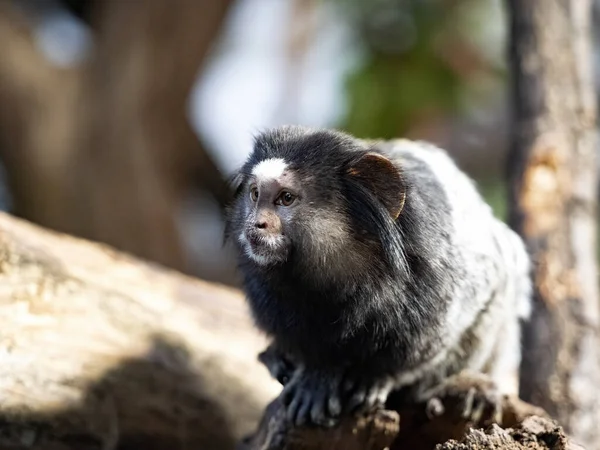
[377,139,532,396]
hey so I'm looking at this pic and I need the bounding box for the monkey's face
[233,158,303,266]
[225,126,407,278]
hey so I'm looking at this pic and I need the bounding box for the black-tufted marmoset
[224,125,531,427]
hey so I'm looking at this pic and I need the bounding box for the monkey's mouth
[239,231,288,266]
[246,233,263,249]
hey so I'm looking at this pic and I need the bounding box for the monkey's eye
[250,186,259,202]
[277,191,296,207]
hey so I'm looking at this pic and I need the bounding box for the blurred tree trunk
[0,0,80,229]
[69,0,233,271]
[506,1,600,448]
[0,0,232,274]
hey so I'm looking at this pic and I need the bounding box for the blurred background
[0,0,599,286]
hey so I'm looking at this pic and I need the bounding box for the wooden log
[240,378,580,450]
[0,211,280,449]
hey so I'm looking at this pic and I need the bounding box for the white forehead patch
[252,158,287,181]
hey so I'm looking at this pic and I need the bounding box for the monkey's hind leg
[420,316,522,427]
[423,371,504,427]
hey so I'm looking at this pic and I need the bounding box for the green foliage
[331,0,500,140]
[342,53,462,139]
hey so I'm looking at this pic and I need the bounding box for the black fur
[224,126,454,425]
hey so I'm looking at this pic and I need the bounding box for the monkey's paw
[341,374,393,415]
[424,372,504,427]
[281,370,344,428]
[258,345,296,385]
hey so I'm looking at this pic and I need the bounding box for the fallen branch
[0,212,279,449]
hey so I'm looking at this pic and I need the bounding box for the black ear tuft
[223,171,245,245]
[346,152,406,220]
[227,171,245,199]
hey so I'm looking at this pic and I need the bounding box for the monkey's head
[224,126,407,285]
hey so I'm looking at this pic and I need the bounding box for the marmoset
[224,125,531,427]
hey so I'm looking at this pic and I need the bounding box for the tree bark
[505,1,600,448]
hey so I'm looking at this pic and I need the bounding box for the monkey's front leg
[258,343,297,385]
[281,368,344,427]
[341,371,394,414]
[281,368,393,427]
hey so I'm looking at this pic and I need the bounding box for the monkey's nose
[254,211,281,233]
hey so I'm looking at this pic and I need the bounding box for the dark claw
[286,394,303,423]
[281,380,297,406]
[327,393,342,417]
[309,389,325,424]
[296,395,312,426]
